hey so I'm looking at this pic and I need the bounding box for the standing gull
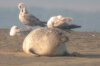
[47,15,81,30]
[18,3,46,29]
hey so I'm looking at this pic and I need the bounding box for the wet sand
[0,29,100,66]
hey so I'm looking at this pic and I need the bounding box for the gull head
[10,25,20,36]
[18,3,26,10]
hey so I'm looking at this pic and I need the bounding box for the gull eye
[19,5,21,9]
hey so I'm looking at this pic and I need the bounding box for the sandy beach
[0,29,100,66]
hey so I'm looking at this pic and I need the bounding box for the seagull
[18,3,46,29]
[10,25,31,36]
[9,25,20,36]
[47,15,81,30]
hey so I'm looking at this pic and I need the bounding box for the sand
[0,29,100,66]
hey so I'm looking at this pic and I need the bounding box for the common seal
[23,27,68,56]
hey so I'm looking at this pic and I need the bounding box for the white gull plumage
[47,15,81,30]
[9,25,31,36]
[9,25,20,36]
